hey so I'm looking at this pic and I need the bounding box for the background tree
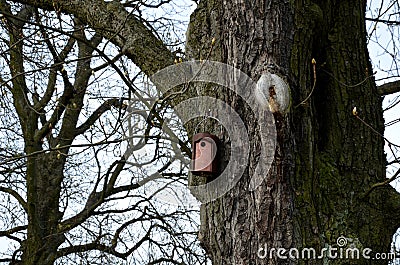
[0,1,206,264]
[1,0,400,265]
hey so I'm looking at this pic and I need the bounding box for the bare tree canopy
[0,0,205,264]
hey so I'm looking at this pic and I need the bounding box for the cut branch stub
[255,72,291,114]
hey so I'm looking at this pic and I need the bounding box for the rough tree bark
[186,0,400,264]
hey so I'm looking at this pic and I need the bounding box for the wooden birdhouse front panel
[191,133,219,175]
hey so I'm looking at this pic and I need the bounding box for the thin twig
[296,58,317,107]
[363,168,400,198]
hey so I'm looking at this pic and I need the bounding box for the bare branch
[33,11,76,112]
[0,187,27,212]
[11,0,175,76]
[366,17,400,25]
[0,2,34,130]
[74,99,127,137]
[57,224,153,259]
[0,225,27,242]
[123,0,172,9]
[33,70,76,142]
[378,80,400,96]
[363,168,400,198]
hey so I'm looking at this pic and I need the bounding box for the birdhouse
[191,133,219,175]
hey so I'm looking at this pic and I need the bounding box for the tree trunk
[22,152,65,265]
[187,0,400,264]
[10,20,94,264]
